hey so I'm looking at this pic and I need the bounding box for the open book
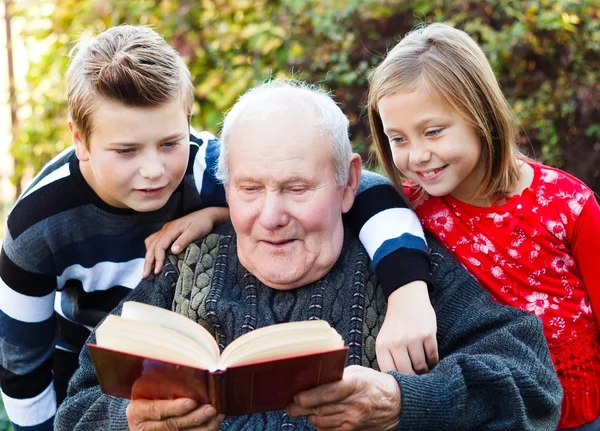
[89,301,348,416]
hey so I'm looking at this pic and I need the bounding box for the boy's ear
[341,154,362,214]
[69,121,90,162]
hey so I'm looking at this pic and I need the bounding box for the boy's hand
[143,207,229,278]
[376,280,438,374]
[126,398,224,431]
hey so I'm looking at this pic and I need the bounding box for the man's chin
[253,268,311,291]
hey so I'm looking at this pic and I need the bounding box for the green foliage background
[0,0,599,425]
[8,0,600,194]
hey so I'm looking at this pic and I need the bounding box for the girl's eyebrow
[385,117,449,135]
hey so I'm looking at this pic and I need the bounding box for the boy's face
[71,98,190,212]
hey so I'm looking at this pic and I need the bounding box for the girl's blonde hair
[367,22,524,200]
[67,25,194,147]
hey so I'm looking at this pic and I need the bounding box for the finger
[182,412,225,430]
[162,405,218,430]
[376,343,397,373]
[388,347,414,374]
[293,379,352,409]
[424,335,439,369]
[142,233,160,278]
[406,342,429,374]
[286,401,345,418]
[127,398,197,424]
[286,402,311,418]
[171,226,200,254]
[152,241,167,275]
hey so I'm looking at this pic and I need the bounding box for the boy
[0,25,433,431]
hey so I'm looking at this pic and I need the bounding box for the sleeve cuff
[376,249,433,298]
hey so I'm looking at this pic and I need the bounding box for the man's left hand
[286,365,401,430]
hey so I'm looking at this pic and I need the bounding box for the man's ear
[341,154,362,214]
[69,121,90,162]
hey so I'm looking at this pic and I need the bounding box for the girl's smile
[377,85,486,205]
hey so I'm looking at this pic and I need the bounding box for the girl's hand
[143,207,229,278]
[376,280,438,374]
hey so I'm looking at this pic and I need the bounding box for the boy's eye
[162,141,180,148]
[115,148,135,155]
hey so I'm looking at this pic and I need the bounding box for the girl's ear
[341,154,362,214]
[69,121,90,162]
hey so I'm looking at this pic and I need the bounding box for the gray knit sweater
[55,224,562,430]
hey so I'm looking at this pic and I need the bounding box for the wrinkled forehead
[228,115,334,180]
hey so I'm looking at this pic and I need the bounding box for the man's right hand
[126,398,224,431]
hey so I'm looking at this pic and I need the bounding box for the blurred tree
[8,0,600,193]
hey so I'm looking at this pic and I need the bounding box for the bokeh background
[1,0,599,427]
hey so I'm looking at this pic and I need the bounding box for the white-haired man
[55,80,562,431]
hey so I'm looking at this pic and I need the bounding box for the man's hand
[286,365,401,430]
[126,398,224,431]
[376,280,438,374]
[143,207,229,277]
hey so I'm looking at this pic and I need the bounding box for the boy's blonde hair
[367,22,524,200]
[67,25,194,147]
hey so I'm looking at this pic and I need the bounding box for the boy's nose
[139,157,165,179]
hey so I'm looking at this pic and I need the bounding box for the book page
[219,320,344,368]
[96,315,217,369]
[121,301,220,360]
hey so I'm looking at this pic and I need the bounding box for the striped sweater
[0,130,429,431]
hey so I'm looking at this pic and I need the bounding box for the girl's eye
[162,141,179,148]
[425,128,442,137]
[389,136,406,145]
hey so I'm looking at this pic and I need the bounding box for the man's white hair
[216,79,353,186]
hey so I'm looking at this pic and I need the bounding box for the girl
[367,22,600,430]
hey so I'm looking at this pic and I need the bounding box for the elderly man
[55,80,562,430]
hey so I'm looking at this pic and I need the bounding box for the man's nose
[258,193,289,230]
[139,153,165,179]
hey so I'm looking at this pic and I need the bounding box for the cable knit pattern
[55,223,562,430]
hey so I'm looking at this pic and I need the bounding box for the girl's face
[377,85,486,204]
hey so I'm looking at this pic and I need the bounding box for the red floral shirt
[409,162,600,428]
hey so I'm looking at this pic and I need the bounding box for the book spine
[209,369,227,414]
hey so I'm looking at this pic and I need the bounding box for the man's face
[226,112,357,290]
[72,98,190,212]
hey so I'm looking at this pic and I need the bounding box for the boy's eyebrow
[110,132,187,146]
[161,132,187,142]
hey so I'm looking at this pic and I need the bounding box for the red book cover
[89,343,348,416]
